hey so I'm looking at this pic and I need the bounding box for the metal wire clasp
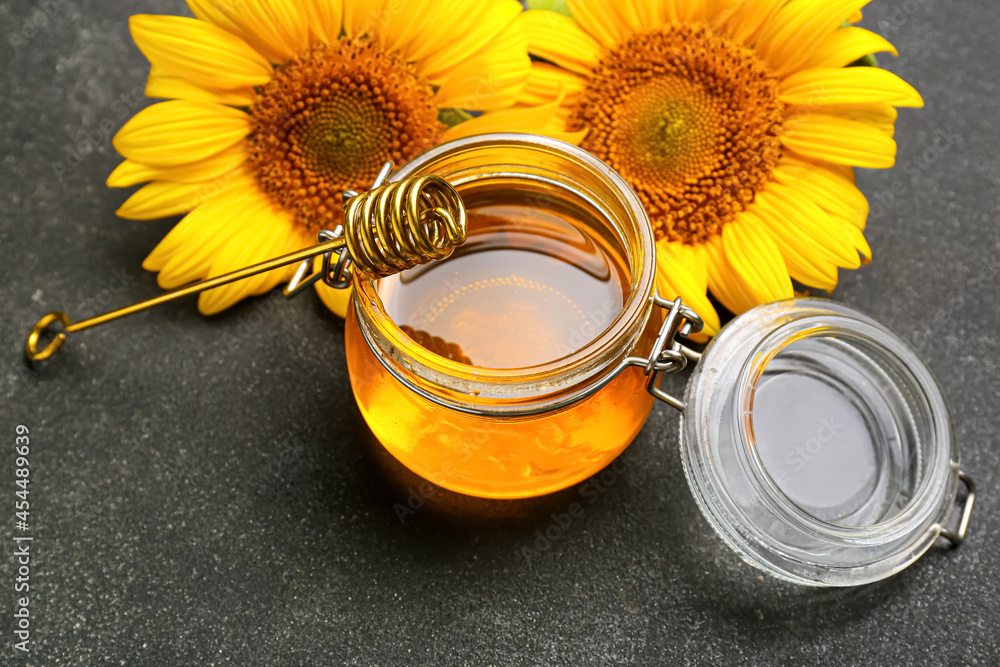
[624,293,704,412]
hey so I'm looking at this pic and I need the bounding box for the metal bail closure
[628,293,704,412]
[939,471,976,546]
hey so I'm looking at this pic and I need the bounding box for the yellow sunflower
[109,0,563,316]
[517,0,922,338]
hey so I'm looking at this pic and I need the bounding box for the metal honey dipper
[24,163,467,362]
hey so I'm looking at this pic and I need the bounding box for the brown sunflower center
[247,39,445,235]
[569,25,784,244]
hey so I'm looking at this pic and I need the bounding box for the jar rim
[732,314,954,546]
[352,133,658,412]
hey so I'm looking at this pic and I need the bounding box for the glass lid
[679,299,973,586]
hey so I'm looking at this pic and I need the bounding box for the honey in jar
[379,185,631,369]
[345,135,665,499]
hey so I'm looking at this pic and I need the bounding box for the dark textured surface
[1,1,998,664]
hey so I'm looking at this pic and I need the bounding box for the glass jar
[345,134,674,499]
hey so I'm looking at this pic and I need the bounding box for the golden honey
[345,134,662,499]
[379,185,631,369]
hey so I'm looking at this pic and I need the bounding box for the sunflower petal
[342,0,383,37]
[186,0,245,36]
[678,0,734,24]
[757,0,871,77]
[198,200,303,314]
[145,67,256,107]
[718,0,784,46]
[759,184,859,267]
[518,10,603,76]
[781,113,896,168]
[704,234,760,315]
[379,0,433,55]
[371,0,451,58]
[750,187,857,292]
[387,0,480,62]
[143,176,260,273]
[743,206,840,292]
[257,0,312,57]
[656,240,720,339]
[797,26,898,71]
[773,157,869,227]
[543,104,577,135]
[610,0,664,31]
[115,167,249,220]
[107,145,247,188]
[432,11,531,111]
[155,190,264,287]
[116,181,211,220]
[722,213,794,304]
[169,217,307,291]
[790,102,897,138]
[441,99,586,143]
[188,0,309,64]
[418,1,524,82]
[779,67,923,108]
[299,0,342,44]
[846,223,872,265]
[518,62,587,107]
[107,161,161,189]
[565,0,625,49]
[129,15,273,90]
[113,100,250,168]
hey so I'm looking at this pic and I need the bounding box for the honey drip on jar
[377,185,631,368]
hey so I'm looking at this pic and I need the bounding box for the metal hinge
[623,292,704,412]
[939,471,976,546]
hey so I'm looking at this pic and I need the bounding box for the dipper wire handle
[25,167,467,363]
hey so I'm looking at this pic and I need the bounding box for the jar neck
[730,314,954,546]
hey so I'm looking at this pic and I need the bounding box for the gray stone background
[0,0,997,664]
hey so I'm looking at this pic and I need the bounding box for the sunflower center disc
[247,39,445,234]
[570,24,785,244]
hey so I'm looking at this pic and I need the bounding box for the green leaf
[526,0,571,16]
[438,108,473,128]
[838,22,879,68]
[848,53,879,68]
